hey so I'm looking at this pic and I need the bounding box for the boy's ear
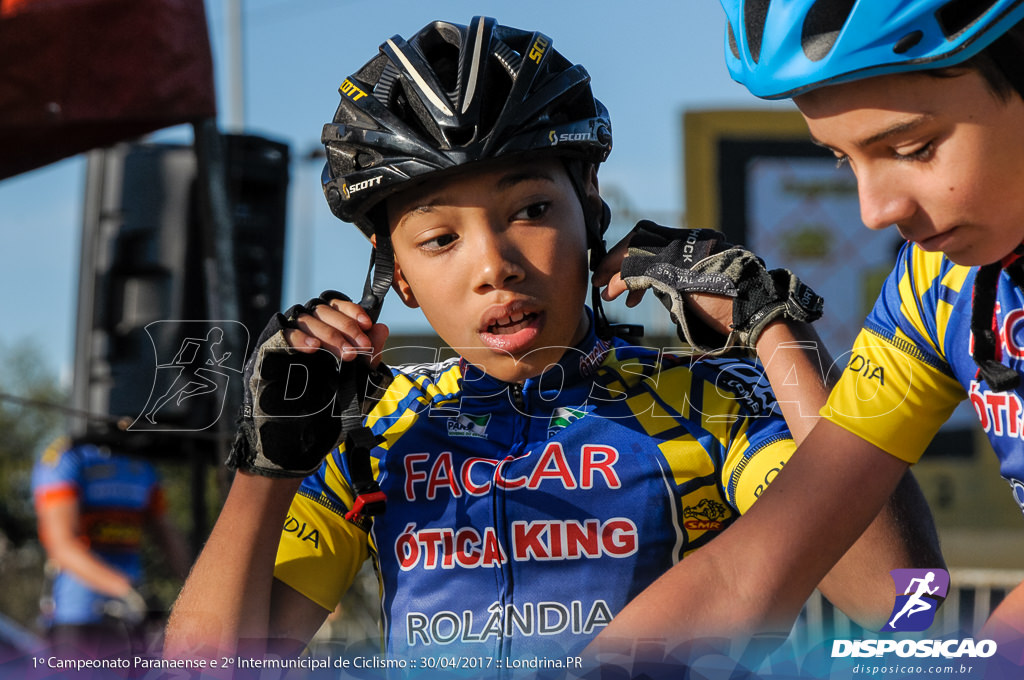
[392,259,420,309]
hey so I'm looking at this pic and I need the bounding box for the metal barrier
[936,569,1024,636]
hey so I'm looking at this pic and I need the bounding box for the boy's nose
[473,228,526,292]
[858,171,916,232]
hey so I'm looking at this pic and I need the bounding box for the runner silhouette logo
[882,568,950,632]
[129,320,249,432]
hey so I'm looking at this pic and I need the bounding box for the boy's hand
[282,294,389,363]
[226,292,391,478]
[595,224,736,335]
[594,221,823,354]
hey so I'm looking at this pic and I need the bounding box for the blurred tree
[0,339,66,545]
[0,339,66,629]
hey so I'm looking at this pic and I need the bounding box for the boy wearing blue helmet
[595,0,1024,656]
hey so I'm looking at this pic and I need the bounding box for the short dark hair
[934,17,1024,102]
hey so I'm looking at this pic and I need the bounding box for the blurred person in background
[32,436,189,655]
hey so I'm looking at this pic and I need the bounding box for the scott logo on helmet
[548,131,593,146]
[339,78,368,102]
[528,35,550,63]
[341,175,383,200]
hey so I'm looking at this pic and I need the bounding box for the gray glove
[102,588,148,626]
[620,221,823,355]
[226,292,392,478]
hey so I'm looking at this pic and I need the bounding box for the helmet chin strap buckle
[608,322,645,340]
[591,285,644,341]
[359,290,384,322]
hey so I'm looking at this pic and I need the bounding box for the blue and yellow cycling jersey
[275,319,795,659]
[825,242,1024,509]
[31,441,166,626]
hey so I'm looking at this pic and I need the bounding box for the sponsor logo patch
[447,413,491,439]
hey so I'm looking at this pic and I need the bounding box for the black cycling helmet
[321,16,621,328]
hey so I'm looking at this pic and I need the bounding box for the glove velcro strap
[730,267,824,352]
[690,249,771,355]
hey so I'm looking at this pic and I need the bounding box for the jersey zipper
[495,380,529,670]
[510,382,525,412]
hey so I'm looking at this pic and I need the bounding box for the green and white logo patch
[447,413,491,439]
[547,406,588,438]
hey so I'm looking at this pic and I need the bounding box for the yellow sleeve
[823,328,963,464]
[273,468,370,612]
[727,437,796,515]
[692,369,797,515]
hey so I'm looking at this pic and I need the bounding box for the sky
[0,0,795,383]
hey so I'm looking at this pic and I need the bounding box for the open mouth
[487,311,539,335]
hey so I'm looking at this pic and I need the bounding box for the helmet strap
[563,161,644,341]
[970,258,1020,392]
[359,233,395,323]
[586,201,644,340]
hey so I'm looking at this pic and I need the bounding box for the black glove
[226,292,392,478]
[620,221,823,354]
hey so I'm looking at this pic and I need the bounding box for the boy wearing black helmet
[595,0,1024,658]
[164,16,938,664]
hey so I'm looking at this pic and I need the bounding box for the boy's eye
[894,141,935,162]
[419,233,458,251]
[834,154,850,169]
[513,201,550,221]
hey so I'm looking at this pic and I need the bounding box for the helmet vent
[356,152,376,169]
[493,39,523,75]
[428,53,460,97]
[935,0,994,39]
[802,0,857,61]
[326,145,357,176]
[727,22,741,59]
[743,0,771,63]
[893,30,925,54]
[389,81,444,146]
[446,125,476,147]
[475,58,515,139]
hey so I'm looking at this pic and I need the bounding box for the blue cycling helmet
[723,0,1024,98]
